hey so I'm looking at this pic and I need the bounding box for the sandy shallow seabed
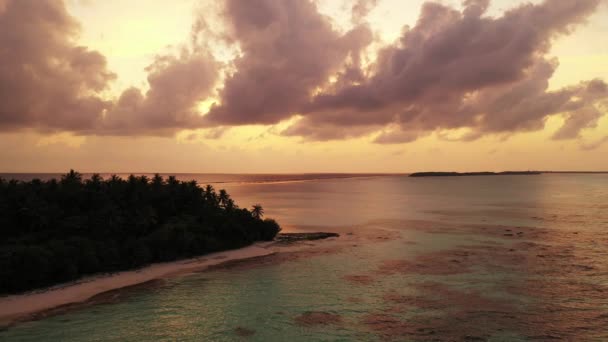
[0,228,363,328]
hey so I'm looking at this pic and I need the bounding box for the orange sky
[0,0,607,173]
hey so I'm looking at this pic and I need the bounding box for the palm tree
[251,204,264,220]
[204,184,217,205]
[86,173,103,191]
[90,173,103,184]
[138,175,149,185]
[127,174,138,185]
[61,169,82,185]
[205,184,215,195]
[167,176,179,187]
[218,189,230,208]
[152,174,164,187]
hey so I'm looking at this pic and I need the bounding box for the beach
[0,229,352,329]
[0,243,274,327]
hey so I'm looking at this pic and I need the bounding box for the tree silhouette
[61,169,82,185]
[200,184,215,206]
[251,204,264,220]
[89,173,103,184]
[0,171,282,294]
[152,173,164,187]
[167,175,179,187]
[218,189,234,210]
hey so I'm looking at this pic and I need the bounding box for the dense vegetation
[0,171,281,294]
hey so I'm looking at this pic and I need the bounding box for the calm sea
[2,174,608,341]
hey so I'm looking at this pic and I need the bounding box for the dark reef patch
[361,219,608,340]
[275,232,339,244]
[234,326,256,337]
[294,311,343,326]
[342,274,375,285]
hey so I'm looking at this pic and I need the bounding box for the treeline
[0,171,281,294]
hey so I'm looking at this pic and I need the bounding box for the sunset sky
[0,0,607,173]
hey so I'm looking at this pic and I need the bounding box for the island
[0,170,282,294]
[409,171,542,177]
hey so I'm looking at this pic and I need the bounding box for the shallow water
[2,174,608,341]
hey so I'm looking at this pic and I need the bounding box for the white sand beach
[0,243,274,326]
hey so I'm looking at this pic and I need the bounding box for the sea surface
[2,173,608,341]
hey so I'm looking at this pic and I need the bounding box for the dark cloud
[284,0,607,143]
[0,0,606,142]
[463,61,608,137]
[202,0,373,126]
[0,0,219,136]
[0,0,115,132]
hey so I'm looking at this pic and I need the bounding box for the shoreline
[0,243,275,327]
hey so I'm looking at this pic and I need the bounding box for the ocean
[1,173,608,341]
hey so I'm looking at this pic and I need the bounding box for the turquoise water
[2,174,608,341]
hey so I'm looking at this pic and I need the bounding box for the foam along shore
[0,243,274,327]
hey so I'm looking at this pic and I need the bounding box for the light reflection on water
[221,174,608,230]
[2,174,608,341]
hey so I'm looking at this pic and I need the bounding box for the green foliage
[0,171,281,294]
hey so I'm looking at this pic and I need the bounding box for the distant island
[409,171,542,177]
[0,170,281,294]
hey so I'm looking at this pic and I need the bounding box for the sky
[0,0,607,173]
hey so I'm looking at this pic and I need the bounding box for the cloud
[202,127,228,139]
[0,0,220,136]
[551,80,608,140]
[202,0,373,126]
[373,127,425,144]
[465,62,608,136]
[281,117,377,141]
[0,0,115,133]
[100,49,219,135]
[0,0,606,143]
[283,0,607,142]
[351,0,379,24]
[580,136,608,151]
[0,0,8,13]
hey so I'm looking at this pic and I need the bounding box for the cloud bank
[0,0,606,143]
[287,0,607,143]
[0,0,114,133]
[202,0,373,126]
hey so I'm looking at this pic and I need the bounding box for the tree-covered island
[0,171,281,294]
[409,171,542,177]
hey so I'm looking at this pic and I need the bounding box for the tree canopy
[0,171,281,294]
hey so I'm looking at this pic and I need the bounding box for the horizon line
[2,171,608,175]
